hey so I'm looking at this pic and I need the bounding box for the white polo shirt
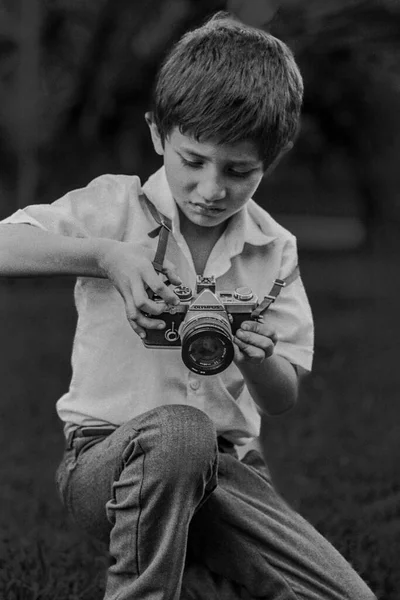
[2,167,314,445]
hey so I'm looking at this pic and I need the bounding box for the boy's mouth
[190,202,225,215]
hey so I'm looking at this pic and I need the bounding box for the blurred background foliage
[0,0,400,250]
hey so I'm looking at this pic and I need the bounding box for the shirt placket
[186,371,205,410]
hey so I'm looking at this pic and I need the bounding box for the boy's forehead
[168,128,262,165]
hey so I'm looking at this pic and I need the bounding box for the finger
[145,272,181,305]
[128,319,147,339]
[126,308,167,338]
[162,263,183,287]
[233,343,243,362]
[240,321,278,345]
[124,307,147,339]
[233,336,266,361]
[133,296,169,328]
[134,313,167,332]
[137,296,169,316]
[235,331,275,358]
[123,293,167,337]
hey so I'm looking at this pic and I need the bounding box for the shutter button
[189,379,200,391]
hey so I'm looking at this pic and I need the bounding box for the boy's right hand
[96,240,182,339]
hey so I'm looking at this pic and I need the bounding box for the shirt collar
[141,166,277,249]
[141,166,178,229]
[229,203,277,248]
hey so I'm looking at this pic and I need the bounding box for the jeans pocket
[55,449,77,507]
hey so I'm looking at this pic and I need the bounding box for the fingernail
[157,323,165,329]
[241,323,249,331]
[139,332,146,339]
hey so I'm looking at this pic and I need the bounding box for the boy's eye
[180,156,255,178]
[181,157,203,168]
[229,169,252,179]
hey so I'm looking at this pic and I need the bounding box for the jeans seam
[135,438,145,577]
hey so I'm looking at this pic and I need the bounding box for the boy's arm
[234,233,313,415]
[0,223,107,277]
[233,321,299,415]
[0,224,182,337]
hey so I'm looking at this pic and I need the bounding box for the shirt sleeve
[267,234,314,371]
[1,174,140,241]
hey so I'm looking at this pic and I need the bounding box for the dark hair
[152,12,303,167]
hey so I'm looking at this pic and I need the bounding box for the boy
[0,12,375,600]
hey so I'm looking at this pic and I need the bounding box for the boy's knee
[155,405,217,471]
[125,404,218,478]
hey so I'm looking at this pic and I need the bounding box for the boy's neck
[178,207,228,275]
[178,206,227,243]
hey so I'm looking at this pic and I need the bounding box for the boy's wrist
[238,354,299,416]
[92,238,116,278]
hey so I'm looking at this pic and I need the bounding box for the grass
[0,242,399,599]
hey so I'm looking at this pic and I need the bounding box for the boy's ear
[145,112,164,156]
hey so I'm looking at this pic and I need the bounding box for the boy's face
[146,115,265,230]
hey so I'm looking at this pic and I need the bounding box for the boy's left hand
[233,320,278,366]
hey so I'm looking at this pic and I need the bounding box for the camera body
[143,276,258,375]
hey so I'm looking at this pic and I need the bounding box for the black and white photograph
[0,1,399,598]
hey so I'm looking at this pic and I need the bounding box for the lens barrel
[180,313,234,375]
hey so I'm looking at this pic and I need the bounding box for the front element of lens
[180,313,234,375]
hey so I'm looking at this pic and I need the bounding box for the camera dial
[234,287,253,301]
[174,285,193,301]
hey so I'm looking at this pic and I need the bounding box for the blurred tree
[228,0,400,245]
[267,0,400,246]
[0,0,104,213]
[15,0,41,209]
[45,0,226,190]
[0,2,18,208]
[1,0,400,247]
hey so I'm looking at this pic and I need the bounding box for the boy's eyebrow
[179,147,261,167]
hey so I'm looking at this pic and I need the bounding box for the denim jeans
[55,405,376,600]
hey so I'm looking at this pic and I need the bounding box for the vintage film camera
[144,276,264,376]
[141,194,292,376]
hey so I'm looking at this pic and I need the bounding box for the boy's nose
[197,174,227,202]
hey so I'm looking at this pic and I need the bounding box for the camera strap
[142,192,301,318]
[143,193,172,274]
[250,266,300,321]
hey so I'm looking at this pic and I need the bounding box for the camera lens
[180,314,234,375]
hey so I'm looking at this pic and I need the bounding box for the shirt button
[189,379,200,391]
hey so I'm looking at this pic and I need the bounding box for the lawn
[0,241,399,599]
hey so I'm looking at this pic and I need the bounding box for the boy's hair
[152,11,303,168]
